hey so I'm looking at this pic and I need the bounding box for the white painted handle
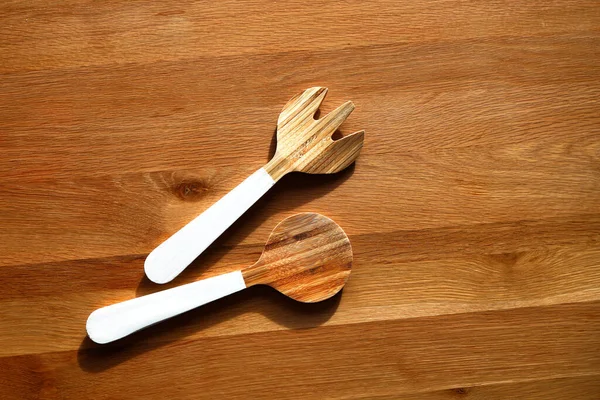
[86,271,246,344]
[145,168,275,284]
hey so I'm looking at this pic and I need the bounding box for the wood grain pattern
[1,0,599,399]
[242,213,352,302]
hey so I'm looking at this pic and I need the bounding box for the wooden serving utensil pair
[87,88,363,344]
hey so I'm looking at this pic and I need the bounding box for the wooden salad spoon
[87,213,353,344]
[145,87,364,284]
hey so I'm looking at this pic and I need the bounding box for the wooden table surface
[1,1,599,399]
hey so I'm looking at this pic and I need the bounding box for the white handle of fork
[86,271,247,344]
[144,168,276,284]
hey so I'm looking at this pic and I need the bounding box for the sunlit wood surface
[1,1,599,398]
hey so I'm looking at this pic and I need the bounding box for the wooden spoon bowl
[243,212,353,302]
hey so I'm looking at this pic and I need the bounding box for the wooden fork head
[264,87,365,181]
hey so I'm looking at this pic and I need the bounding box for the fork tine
[277,87,328,129]
[304,130,365,174]
[313,101,355,139]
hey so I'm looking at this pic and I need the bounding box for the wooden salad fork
[87,213,352,344]
[145,87,364,284]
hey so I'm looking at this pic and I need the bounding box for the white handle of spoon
[86,271,246,344]
[144,168,275,284]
